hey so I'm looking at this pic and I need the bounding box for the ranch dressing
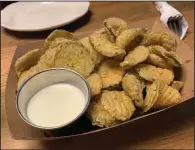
[27,83,86,128]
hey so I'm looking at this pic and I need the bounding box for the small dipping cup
[16,68,91,130]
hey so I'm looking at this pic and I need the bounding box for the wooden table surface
[1,2,194,149]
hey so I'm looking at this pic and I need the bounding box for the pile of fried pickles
[15,17,184,128]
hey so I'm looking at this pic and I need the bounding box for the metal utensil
[167,15,183,38]
[154,2,188,39]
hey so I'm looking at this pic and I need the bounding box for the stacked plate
[1,2,90,31]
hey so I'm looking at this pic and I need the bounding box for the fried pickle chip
[103,17,129,42]
[156,68,174,85]
[48,38,75,49]
[148,45,182,67]
[120,46,150,69]
[153,82,182,109]
[89,33,126,58]
[52,40,95,78]
[44,29,77,49]
[80,37,104,67]
[93,28,107,34]
[146,53,173,69]
[116,28,148,51]
[15,48,44,78]
[135,64,159,82]
[87,99,118,127]
[124,38,140,52]
[17,47,60,90]
[17,40,95,89]
[101,90,135,121]
[87,73,102,97]
[122,72,146,108]
[38,48,58,67]
[143,80,160,112]
[170,81,184,91]
[17,62,50,90]
[92,28,109,39]
[163,51,183,67]
[135,64,174,84]
[98,59,125,89]
[104,23,116,43]
[141,30,177,51]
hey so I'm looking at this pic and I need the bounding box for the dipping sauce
[27,83,87,128]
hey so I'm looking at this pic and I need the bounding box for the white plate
[1,2,90,31]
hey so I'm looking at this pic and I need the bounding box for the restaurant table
[1,2,194,149]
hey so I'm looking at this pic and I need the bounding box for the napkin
[154,2,188,40]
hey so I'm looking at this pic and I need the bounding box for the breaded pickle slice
[146,53,173,69]
[87,73,102,97]
[148,45,182,67]
[15,48,44,77]
[98,59,125,89]
[44,29,77,49]
[143,80,161,112]
[122,72,146,108]
[170,81,184,91]
[103,17,129,42]
[135,64,174,85]
[141,30,177,52]
[116,28,147,50]
[80,37,104,67]
[89,33,126,58]
[153,82,182,109]
[120,46,149,69]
